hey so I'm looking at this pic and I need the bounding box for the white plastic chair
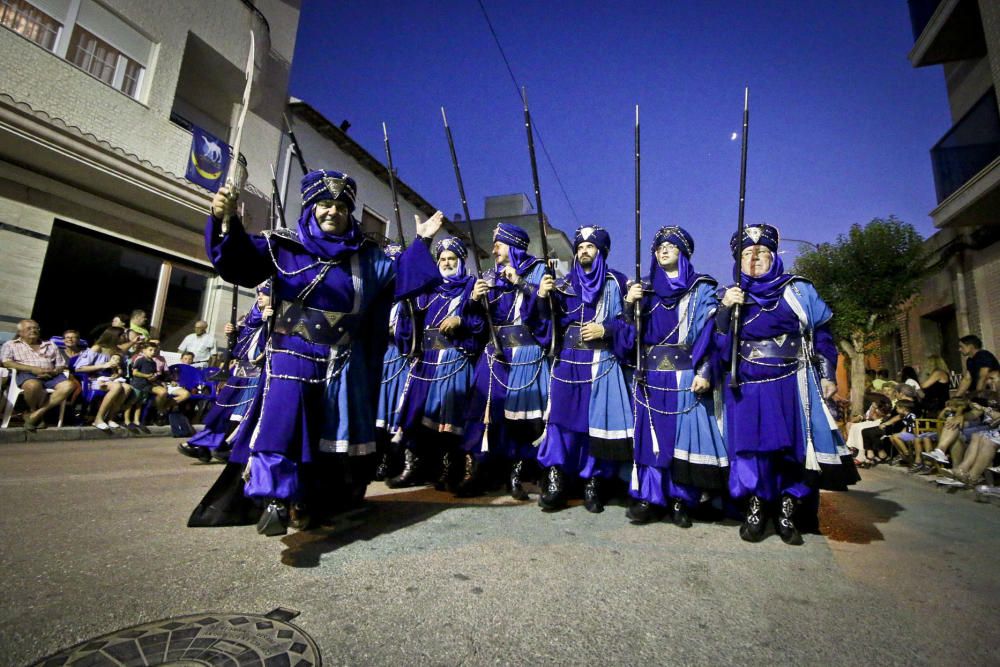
[1,368,68,428]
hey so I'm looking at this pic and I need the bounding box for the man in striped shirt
[1,319,76,430]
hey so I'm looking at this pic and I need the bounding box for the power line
[476,0,582,226]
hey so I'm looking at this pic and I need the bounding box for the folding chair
[1,369,68,428]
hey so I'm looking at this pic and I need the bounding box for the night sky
[289,1,950,283]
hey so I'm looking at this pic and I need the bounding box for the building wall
[980,0,1000,109]
[970,240,1000,352]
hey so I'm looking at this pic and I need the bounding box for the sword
[221,30,255,234]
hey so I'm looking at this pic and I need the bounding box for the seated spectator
[75,327,137,431]
[948,393,1000,486]
[860,398,911,465]
[871,370,891,393]
[920,397,991,469]
[60,329,86,369]
[888,399,926,464]
[88,313,128,345]
[920,354,952,416]
[0,319,76,430]
[847,394,891,465]
[901,366,923,395]
[179,351,195,365]
[124,343,190,430]
[955,335,999,398]
[178,321,217,368]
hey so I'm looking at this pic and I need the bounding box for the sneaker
[923,449,949,464]
[107,421,120,429]
[94,421,110,431]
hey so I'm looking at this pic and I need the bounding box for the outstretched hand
[415,211,445,239]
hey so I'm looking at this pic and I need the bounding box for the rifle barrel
[440,106,501,353]
[634,104,643,378]
[729,87,750,389]
[382,122,407,250]
[521,87,551,269]
[283,113,309,176]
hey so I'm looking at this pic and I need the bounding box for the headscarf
[434,236,470,298]
[297,169,363,262]
[570,225,611,305]
[729,224,791,308]
[243,280,271,328]
[649,226,698,306]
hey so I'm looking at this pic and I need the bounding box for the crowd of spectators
[845,335,1000,493]
[1,313,221,432]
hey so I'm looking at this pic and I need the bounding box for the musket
[729,87,750,389]
[520,87,557,356]
[381,122,407,249]
[380,122,420,359]
[220,30,255,234]
[634,104,643,382]
[283,112,309,176]
[440,106,502,354]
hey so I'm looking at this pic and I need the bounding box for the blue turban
[493,222,530,250]
[652,226,694,257]
[255,279,271,296]
[730,223,779,258]
[434,236,469,261]
[384,243,404,261]
[296,168,363,262]
[300,169,358,212]
[574,225,611,256]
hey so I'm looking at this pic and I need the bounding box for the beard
[440,265,460,277]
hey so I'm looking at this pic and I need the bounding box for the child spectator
[75,327,137,431]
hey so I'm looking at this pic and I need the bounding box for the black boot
[583,477,604,514]
[775,494,804,545]
[256,499,288,536]
[177,442,211,463]
[435,450,453,491]
[739,495,767,543]
[387,449,421,489]
[454,454,483,498]
[538,466,566,510]
[288,502,313,531]
[211,445,231,463]
[374,453,391,482]
[671,498,692,528]
[626,500,659,524]
[509,459,529,501]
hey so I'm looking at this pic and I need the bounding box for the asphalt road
[1,437,998,666]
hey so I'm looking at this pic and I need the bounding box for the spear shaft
[441,106,501,354]
[634,104,643,380]
[283,112,309,177]
[730,87,750,389]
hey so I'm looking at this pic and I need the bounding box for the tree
[793,216,925,415]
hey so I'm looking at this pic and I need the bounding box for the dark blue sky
[290,1,950,282]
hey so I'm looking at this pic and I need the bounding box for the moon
[730,132,738,141]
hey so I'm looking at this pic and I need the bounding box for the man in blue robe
[375,243,408,482]
[457,223,552,498]
[536,226,633,512]
[180,281,270,463]
[609,226,727,526]
[715,224,858,544]
[387,231,482,489]
[193,169,405,536]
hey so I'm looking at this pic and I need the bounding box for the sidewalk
[0,423,202,445]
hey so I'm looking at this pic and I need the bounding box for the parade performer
[374,243,408,482]
[179,282,271,463]
[716,224,858,544]
[612,226,727,526]
[191,170,401,536]
[458,222,552,498]
[388,227,481,489]
[536,226,632,513]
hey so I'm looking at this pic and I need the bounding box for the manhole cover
[32,612,321,666]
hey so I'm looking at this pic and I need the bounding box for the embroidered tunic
[206,216,394,501]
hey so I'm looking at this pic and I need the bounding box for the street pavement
[1,437,999,666]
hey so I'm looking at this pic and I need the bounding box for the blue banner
[185,126,230,191]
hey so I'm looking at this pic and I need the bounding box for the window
[66,24,144,97]
[0,0,61,50]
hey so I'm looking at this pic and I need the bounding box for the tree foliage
[793,216,925,345]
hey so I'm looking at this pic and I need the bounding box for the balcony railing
[931,89,1000,203]
[908,0,943,41]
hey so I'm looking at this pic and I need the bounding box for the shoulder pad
[555,277,575,295]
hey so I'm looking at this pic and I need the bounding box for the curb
[0,424,205,445]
